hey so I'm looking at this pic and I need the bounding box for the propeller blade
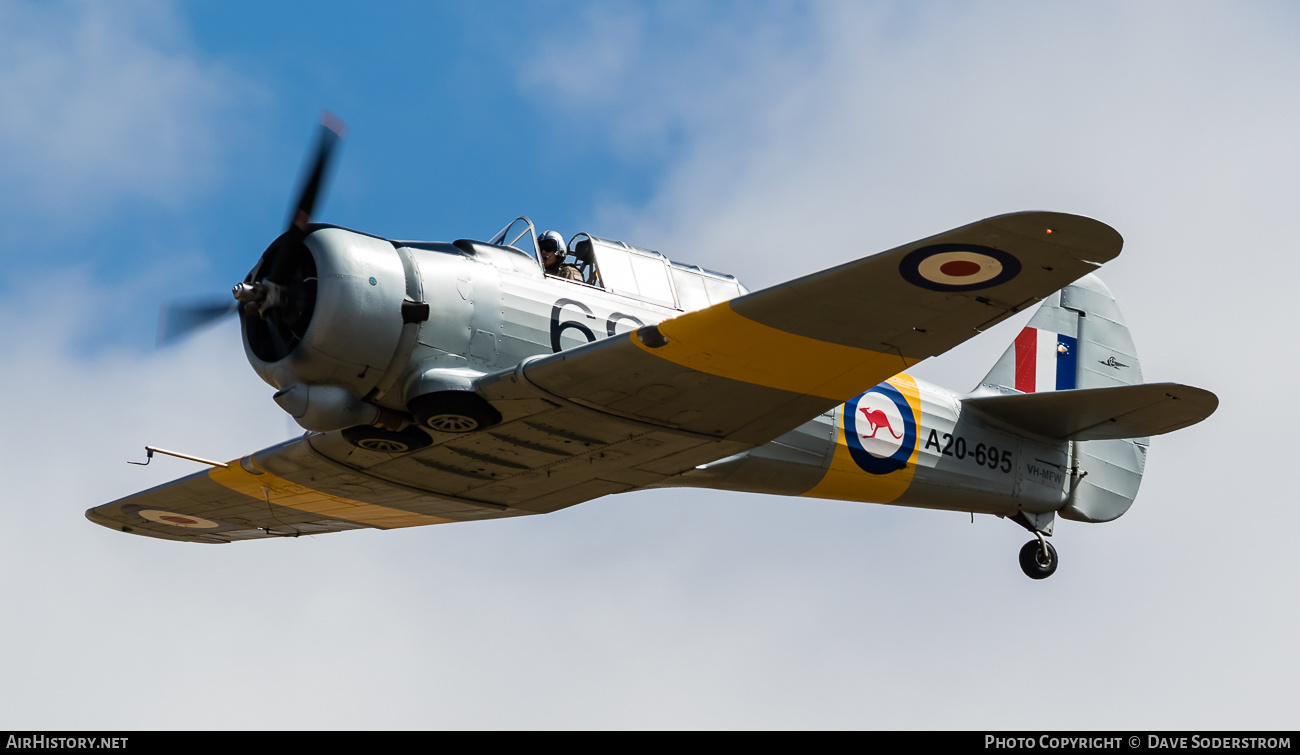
[289,111,346,233]
[157,299,239,346]
[161,115,345,352]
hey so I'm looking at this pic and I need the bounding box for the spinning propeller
[157,113,345,349]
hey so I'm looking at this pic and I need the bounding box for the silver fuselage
[255,227,1081,521]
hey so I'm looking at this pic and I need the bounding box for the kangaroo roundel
[845,383,916,475]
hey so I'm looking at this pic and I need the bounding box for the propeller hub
[232,282,263,303]
[233,280,287,318]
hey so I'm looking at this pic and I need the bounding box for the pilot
[539,230,583,281]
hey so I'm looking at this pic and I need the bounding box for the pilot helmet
[538,230,564,255]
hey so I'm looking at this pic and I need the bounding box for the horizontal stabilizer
[964,383,1218,441]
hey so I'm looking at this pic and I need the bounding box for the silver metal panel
[495,269,677,368]
[903,382,1022,512]
[300,228,408,388]
[668,412,838,495]
[1075,315,1143,389]
[1062,274,1143,389]
[400,249,477,404]
[1061,439,1147,523]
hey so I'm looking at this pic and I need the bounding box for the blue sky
[0,2,755,347]
[1,0,1298,729]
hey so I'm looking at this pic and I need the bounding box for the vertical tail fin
[975,274,1148,523]
[978,273,1143,394]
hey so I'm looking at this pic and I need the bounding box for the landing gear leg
[1009,511,1058,580]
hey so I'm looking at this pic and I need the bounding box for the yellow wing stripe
[208,460,453,529]
[630,302,916,400]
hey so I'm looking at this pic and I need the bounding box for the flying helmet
[538,230,564,255]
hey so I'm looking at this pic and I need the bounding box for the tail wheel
[1018,539,1059,580]
[408,391,502,434]
[341,425,432,453]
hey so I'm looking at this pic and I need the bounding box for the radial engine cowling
[240,226,410,432]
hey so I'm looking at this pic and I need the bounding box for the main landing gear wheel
[408,391,502,434]
[341,425,432,453]
[1018,539,1059,580]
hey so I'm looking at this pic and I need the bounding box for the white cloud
[0,0,252,219]
[521,1,823,168]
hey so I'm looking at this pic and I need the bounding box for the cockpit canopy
[488,216,748,312]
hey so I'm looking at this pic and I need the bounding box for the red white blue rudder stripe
[975,275,1142,396]
[975,288,1082,395]
[1013,327,1078,393]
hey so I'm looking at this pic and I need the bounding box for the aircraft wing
[85,438,526,543]
[512,210,1121,445]
[88,211,1120,543]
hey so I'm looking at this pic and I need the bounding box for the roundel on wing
[845,383,916,475]
[899,243,1021,292]
[137,509,221,529]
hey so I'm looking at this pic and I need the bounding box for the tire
[1018,539,1059,580]
[408,391,502,434]
[341,425,432,453]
